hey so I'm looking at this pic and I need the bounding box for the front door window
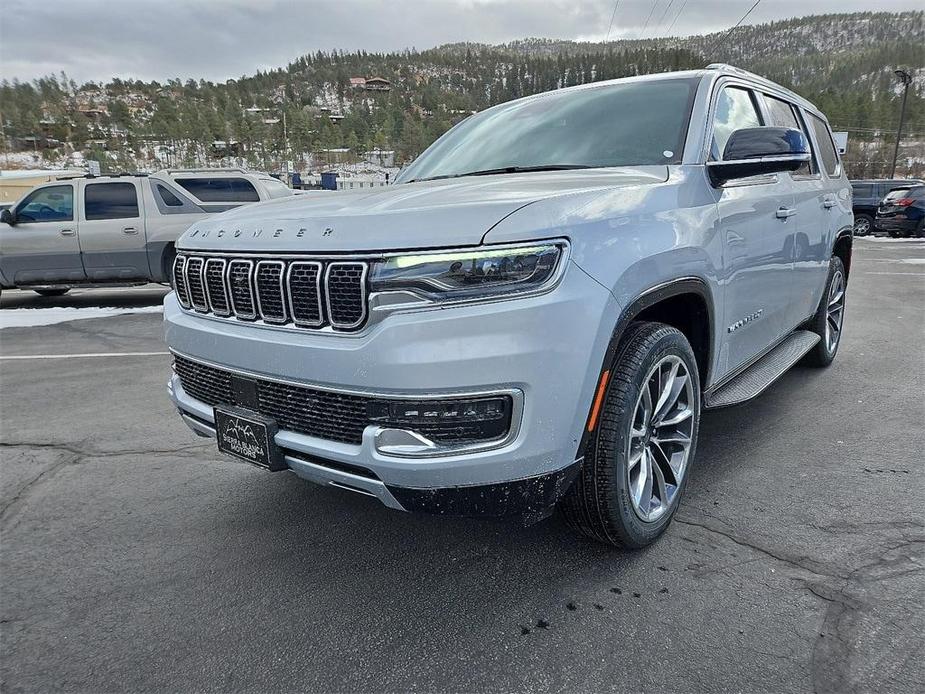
[16,185,74,223]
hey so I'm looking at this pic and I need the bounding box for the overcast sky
[1,0,921,84]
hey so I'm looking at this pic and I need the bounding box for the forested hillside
[1,11,922,177]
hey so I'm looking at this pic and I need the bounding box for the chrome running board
[704,330,819,409]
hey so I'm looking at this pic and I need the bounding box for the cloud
[0,0,920,84]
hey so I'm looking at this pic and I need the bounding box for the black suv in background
[875,185,925,238]
[850,179,923,235]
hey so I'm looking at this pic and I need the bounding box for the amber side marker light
[587,370,611,432]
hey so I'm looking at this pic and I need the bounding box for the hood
[178,166,668,253]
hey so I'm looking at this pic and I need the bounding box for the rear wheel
[560,322,701,548]
[803,256,846,367]
[34,288,69,297]
[852,214,873,236]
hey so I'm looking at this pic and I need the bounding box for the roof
[0,169,83,180]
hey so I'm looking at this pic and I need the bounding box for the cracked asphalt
[1,239,923,693]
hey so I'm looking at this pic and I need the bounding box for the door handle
[776,207,797,219]
[60,228,76,236]
[122,226,138,234]
[823,197,837,209]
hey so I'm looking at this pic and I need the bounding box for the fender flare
[832,226,853,277]
[574,276,714,462]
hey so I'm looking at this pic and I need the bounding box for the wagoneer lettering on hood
[178,167,669,253]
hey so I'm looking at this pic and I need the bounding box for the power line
[654,0,676,37]
[639,0,661,39]
[709,0,762,53]
[665,0,690,35]
[604,0,622,43]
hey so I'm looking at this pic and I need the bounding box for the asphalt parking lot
[1,238,923,693]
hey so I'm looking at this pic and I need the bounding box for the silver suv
[0,168,295,296]
[165,65,852,547]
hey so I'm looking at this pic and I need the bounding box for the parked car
[875,185,925,237]
[164,64,852,548]
[850,178,923,235]
[0,168,295,296]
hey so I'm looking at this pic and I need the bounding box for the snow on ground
[0,305,163,329]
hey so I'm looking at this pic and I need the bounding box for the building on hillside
[349,77,366,89]
[364,149,395,167]
[316,148,352,165]
[364,77,391,92]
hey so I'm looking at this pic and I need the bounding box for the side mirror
[0,208,15,225]
[707,127,810,187]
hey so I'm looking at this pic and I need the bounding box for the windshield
[396,77,699,183]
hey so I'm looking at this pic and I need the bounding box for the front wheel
[34,288,69,297]
[560,322,701,548]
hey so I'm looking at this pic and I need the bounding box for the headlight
[369,241,566,303]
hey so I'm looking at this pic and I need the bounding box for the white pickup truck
[0,168,296,296]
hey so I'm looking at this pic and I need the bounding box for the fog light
[367,395,512,443]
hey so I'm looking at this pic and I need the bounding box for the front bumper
[165,260,618,514]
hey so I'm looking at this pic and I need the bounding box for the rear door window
[807,114,840,176]
[763,95,814,175]
[176,178,259,203]
[85,182,140,220]
[852,184,873,199]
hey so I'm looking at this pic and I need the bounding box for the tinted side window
[711,86,762,160]
[156,184,184,207]
[16,185,74,223]
[808,114,840,176]
[763,96,813,175]
[176,178,259,203]
[852,184,873,199]
[85,182,139,220]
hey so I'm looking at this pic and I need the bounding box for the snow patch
[899,258,925,265]
[0,305,163,329]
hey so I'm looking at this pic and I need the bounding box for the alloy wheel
[825,270,845,353]
[853,218,871,235]
[627,355,696,523]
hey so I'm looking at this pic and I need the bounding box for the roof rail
[159,167,250,175]
[55,171,149,180]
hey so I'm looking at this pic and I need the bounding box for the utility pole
[889,69,912,179]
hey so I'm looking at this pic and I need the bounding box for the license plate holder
[214,406,285,471]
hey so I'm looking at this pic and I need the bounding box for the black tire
[560,322,701,548]
[162,244,177,283]
[888,230,901,238]
[33,288,69,297]
[852,214,873,236]
[802,256,846,367]
[916,219,925,239]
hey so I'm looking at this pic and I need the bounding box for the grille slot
[255,261,287,324]
[172,255,190,308]
[185,257,208,312]
[204,259,230,316]
[326,262,368,329]
[227,260,256,319]
[287,261,323,327]
[175,253,369,331]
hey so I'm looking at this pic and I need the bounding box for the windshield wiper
[408,164,592,183]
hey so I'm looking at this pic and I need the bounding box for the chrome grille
[287,261,323,326]
[204,259,230,316]
[255,260,286,324]
[172,255,190,308]
[326,262,368,329]
[175,253,369,332]
[227,260,256,319]
[185,257,208,312]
